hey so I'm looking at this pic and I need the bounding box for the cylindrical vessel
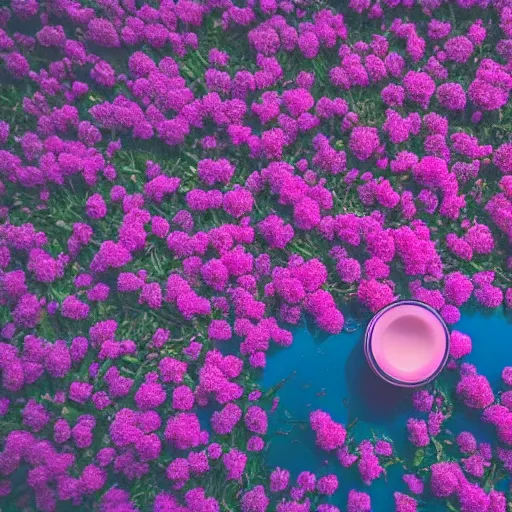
[364,300,450,387]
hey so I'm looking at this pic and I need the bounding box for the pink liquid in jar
[364,301,450,387]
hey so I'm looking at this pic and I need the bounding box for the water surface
[260,308,512,509]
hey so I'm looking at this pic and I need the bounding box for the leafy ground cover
[1,0,512,510]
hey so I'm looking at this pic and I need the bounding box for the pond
[260,308,512,510]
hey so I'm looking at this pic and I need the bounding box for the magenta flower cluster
[1,0,512,510]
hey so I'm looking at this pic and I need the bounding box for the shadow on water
[345,339,415,425]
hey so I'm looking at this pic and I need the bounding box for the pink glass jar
[364,300,450,387]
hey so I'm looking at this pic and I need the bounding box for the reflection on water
[343,316,361,333]
[260,308,512,510]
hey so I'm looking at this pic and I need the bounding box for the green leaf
[484,463,497,491]
[432,438,444,461]
[413,448,425,467]
[61,406,81,424]
[122,356,139,364]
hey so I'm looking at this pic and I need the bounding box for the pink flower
[358,440,383,485]
[502,367,512,386]
[436,83,466,110]
[22,399,49,432]
[349,127,381,161]
[430,462,464,497]
[241,485,269,512]
[412,390,433,412]
[407,418,429,447]
[61,295,89,320]
[444,36,473,63]
[357,279,396,313]
[403,474,424,495]
[270,467,290,492]
[165,413,202,450]
[310,410,346,451]
[337,446,358,467]
[347,490,371,512]
[282,89,314,118]
[494,143,512,174]
[134,378,166,411]
[316,474,338,495]
[69,382,93,404]
[167,458,190,483]
[87,18,120,47]
[159,357,187,383]
[211,403,242,435]
[450,331,472,359]
[245,406,268,435]
[403,71,436,109]
[456,370,494,409]
[247,436,265,452]
[223,448,247,480]
[444,272,473,307]
[394,492,418,512]
[298,31,319,59]
[375,440,392,456]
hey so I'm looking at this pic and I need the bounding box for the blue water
[260,308,512,510]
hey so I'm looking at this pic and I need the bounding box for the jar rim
[364,299,451,388]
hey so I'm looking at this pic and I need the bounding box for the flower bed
[1,0,512,510]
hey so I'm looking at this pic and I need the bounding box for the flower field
[1,0,512,510]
